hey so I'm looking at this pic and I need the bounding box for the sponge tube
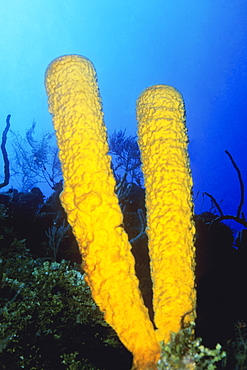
[45,55,160,370]
[137,85,196,343]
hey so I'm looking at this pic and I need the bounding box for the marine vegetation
[203,149,247,228]
[10,120,62,191]
[0,115,11,189]
[157,323,225,369]
[0,247,131,369]
[109,129,143,186]
[195,150,247,369]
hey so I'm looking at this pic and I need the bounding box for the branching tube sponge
[136,85,196,343]
[45,55,160,370]
[45,55,195,369]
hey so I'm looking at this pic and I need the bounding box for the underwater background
[0,1,247,369]
[0,0,246,216]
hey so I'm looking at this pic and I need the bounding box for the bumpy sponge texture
[137,85,196,343]
[45,55,160,370]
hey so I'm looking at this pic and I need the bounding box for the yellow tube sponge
[137,85,196,343]
[45,55,160,370]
